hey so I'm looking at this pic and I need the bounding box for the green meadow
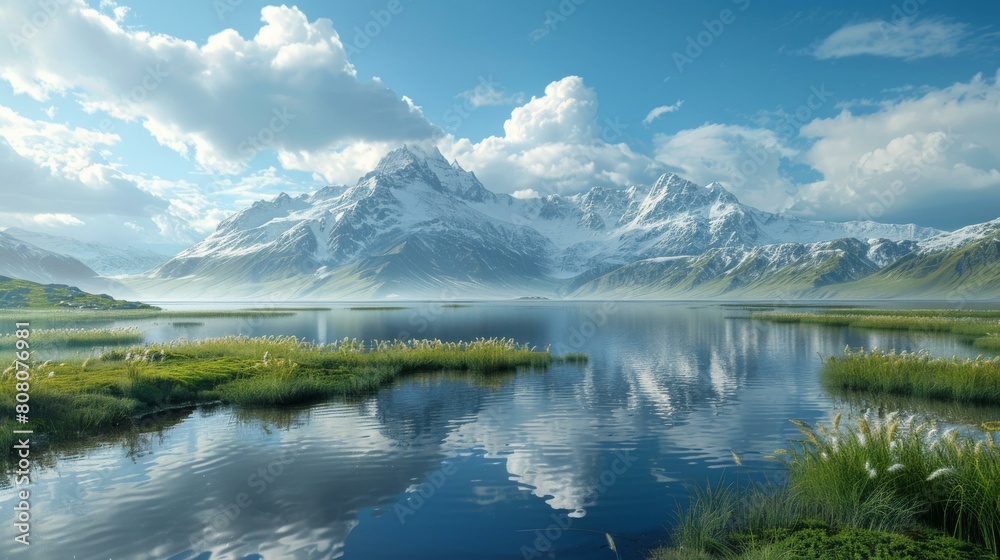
[0,327,145,348]
[0,336,557,460]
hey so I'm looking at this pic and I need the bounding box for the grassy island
[824,349,1000,405]
[750,308,1000,353]
[752,308,1000,404]
[1,336,557,461]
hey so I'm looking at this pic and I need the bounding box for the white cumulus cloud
[790,71,1000,228]
[440,76,663,195]
[0,1,440,175]
[653,123,797,212]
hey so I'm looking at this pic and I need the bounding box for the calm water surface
[1,302,994,559]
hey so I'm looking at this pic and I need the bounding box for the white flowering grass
[771,410,1000,553]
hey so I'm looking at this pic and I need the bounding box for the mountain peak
[375,144,448,175]
[646,173,738,207]
[363,144,495,203]
[652,172,683,185]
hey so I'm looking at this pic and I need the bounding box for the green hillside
[825,233,1000,300]
[0,276,156,310]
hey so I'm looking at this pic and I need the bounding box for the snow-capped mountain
[2,227,170,276]
[829,218,1000,300]
[492,172,937,274]
[141,145,946,299]
[0,230,127,294]
[916,217,1000,253]
[151,145,554,297]
[567,237,921,299]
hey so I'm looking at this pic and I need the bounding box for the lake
[1,302,995,559]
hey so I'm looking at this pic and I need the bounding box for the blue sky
[1,0,999,252]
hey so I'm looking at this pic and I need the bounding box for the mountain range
[0,230,126,295]
[1,228,169,277]
[115,145,999,301]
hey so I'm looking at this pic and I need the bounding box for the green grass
[821,309,1000,319]
[0,327,144,347]
[0,307,297,327]
[650,413,999,558]
[974,334,1000,352]
[441,303,471,308]
[348,306,408,311]
[244,306,332,311]
[0,336,564,465]
[0,276,155,310]
[555,353,589,364]
[751,309,1000,351]
[823,348,1000,405]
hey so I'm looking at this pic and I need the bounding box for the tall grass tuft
[672,483,741,556]
[823,348,1000,405]
[653,412,999,558]
[775,412,1000,553]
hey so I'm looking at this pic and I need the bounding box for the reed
[823,348,1000,405]
[0,327,144,347]
[777,412,1000,553]
[751,309,1000,351]
[0,336,564,462]
[0,308,297,326]
[649,412,999,558]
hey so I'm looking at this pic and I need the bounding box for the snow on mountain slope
[474,171,938,275]
[568,237,920,299]
[153,146,555,294]
[917,217,1000,253]
[0,231,132,296]
[2,227,170,276]
[146,145,944,299]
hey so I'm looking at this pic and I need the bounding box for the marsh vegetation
[651,412,999,558]
[0,336,555,464]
